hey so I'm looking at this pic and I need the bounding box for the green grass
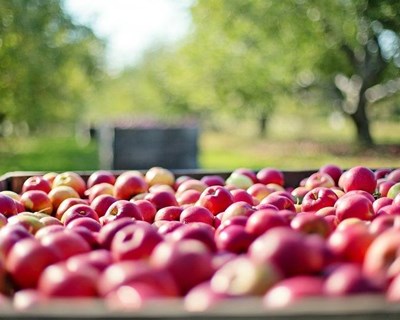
[0,116,399,176]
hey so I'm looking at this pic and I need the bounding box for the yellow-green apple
[22,176,51,194]
[7,213,45,235]
[225,172,254,190]
[52,171,87,198]
[145,167,175,187]
[256,168,284,186]
[20,190,53,215]
[233,168,258,184]
[387,182,400,199]
[291,186,310,204]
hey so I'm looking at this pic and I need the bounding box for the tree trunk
[258,111,268,138]
[349,91,374,147]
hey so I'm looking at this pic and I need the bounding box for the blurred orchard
[0,0,400,173]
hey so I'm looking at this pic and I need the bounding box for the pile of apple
[0,165,400,312]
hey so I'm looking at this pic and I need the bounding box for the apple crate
[0,169,400,320]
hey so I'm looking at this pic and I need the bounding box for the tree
[0,0,105,133]
[181,0,400,145]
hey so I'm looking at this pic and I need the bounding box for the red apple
[176,189,201,206]
[369,214,400,236]
[20,190,53,215]
[111,223,162,261]
[245,208,288,236]
[196,186,234,216]
[339,166,376,194]
[184,281,228,312]
[374,168,392,180]
[66,216,102,232]
[150,239,215,295]
[66,249,113,273]
[377,179,396,197]
[260,194,296,212]
[334,193,375,221]
[233,168,258,183]
[301,187,338,212]
[154,206,183,222]
[131,199,157,223]
[305,172,335,190]
[319,164,343,186]
[154,220,184,236]
[386,273,400,302]
[145,191,179,210]
[42,172,57,186]
[247,183,274,202]
[256,168,284,186]
[290,212,331,238]
[13,289,45,311]
[85,183,114,203]
[97,217,137,250]
[87,170,116,188]
[52,171,87,198]
[6,237,59,288]
[55,198,88,221]
[0,194,18,217]
[373,197,393,214]
[38,261,98,297]
[264,275,325,308]
[215,224,254,254]
[22,176,51,194]
[0,224,33,258]
[221,201,255,223]
[179,205,214,226]
[200,175,225,187]
[376,204,400,216]
[113,172,148,200]
[103,200,143,222]
[90,194,117,218]
[230,189,254,205]
[176,179,208,195]
[168,223,217,252]
[387,168,400,183]
[60,204,99,225]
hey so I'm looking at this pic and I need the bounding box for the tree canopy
[0,0,105,133]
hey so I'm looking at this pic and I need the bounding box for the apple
[55,198,88,221]
[85,183,114,203]
[60,204,99,225]
[264,275,325,308]
[291,186,310,204]
[7,213,45,235]
[22,176,51,194]
[0,194,18,217]
[40,230,91,261]
[324,263,382,296]
[97,217,137,250]
[196,186,234,216]
[369,214,400,236]
[48,186,80,211]
[376,204,400,216]
[39,216,63,227]
[247,183,274,202]
[374,168,392,180]
[87,170,116,188]
[6,237,59,288]
[248,227,323,277]
[38,261,98,297]
[66,216,102,232]
[168,223,217,252]
[0,225,33,258]
[225,172,254,190]
[315,206,336,217]
[103,200,143,223]
[200,175,225,187]
[290,212,331,238]
[184,281,228,312]
[154,220,184,236]
[215,224,255,254]
[52,171,87,198]
[42,172,57,186]
[334,193,375,221]
[150,239,215,295]
[90,194,117,218]
[256,168,284,186]
[20,190,53,215]
[387,182,400,199]
[386,273,400,302]
[131,199,157,223]
[221,201,255,223]
[113,172,148,200]
[230,189,254,205]
[301,187,338,212]
[148,184,175,195]
[179,206,214,226]
[305,172,335,190]
[210,255,282,297]
[13,289,45,311]
[260,194,296,212]
[245,208,288,236]
[144,166,175,187]
[327,222,374,264]
[341,190,375,203]
[339,166,377,194]
[363,228,400,283]
[111,223,163,261]
[98,260,179,297]
[373,197,393,214]
[377,179,396,197]
[176,189,201,206]
[232,168,258,184]
[144,191,179,210]
[319,164,343,186]
[154,206,183,222]
[387,168,400,183]
[0,213,7,228]
[66,249,114,273]
[176,179,208,195]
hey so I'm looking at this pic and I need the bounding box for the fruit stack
[0,165,400,315]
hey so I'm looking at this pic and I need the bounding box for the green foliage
[0,0,105,131]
